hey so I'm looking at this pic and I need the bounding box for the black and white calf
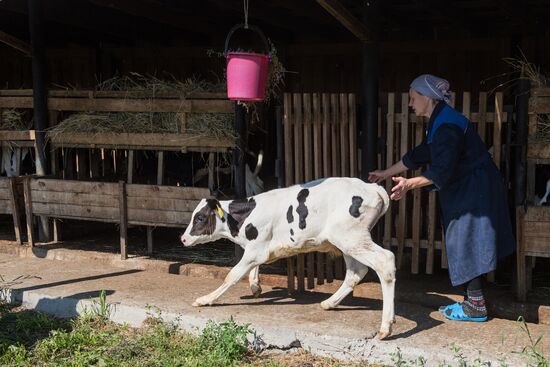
[181,177,396,339]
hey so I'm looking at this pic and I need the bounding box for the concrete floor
[1,240,549,366]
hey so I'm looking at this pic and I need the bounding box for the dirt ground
[1,215,550,365]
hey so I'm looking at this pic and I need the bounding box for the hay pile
[501,55,550,142]
[0,109,26,131]
[49,73,235,140]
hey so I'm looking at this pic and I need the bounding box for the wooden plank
[126,184,210,200]
[8,179,20,247]
[316,0,372,42]
[0,187,10,200]
[127,150,134,184]
[349,94,357,177]
[524,206,550,221]
[157,151,165,185]
[478,92,487,143]
[23,178,35,247]
[287,258,295,292]
[297,254,305,292]
[383,93,395,249]
[0,30,31,56]
[526,160,536,203]
[396,93,409,269]
[527,142,550,160]
[30,191,118,208]
[32,203,119,221]
[411,117,423,274]
[293,94,304,184]
[524,222,550,237]
[303,93,313,183]
[330,94,340,176]
[426,191,437,274]
[127,208,192,225]
[178,112,187,133]
[119,181,128,260]
[307,252,315,289]
[516,207,527,301]
[0,89,228,100]
[316,252,325,285]
[128,198,198,215]
[493,93,503,168]
[312,93,324,287]
[147,228,153,255]
[462,92,471,119]
[0,130,35,141]
[0,96,234,113]
[283,93,294,187]
[48,132,235,150]
[322,94,331,177]
[31,179,119,195]
[523,236,550,256]
[339,93,350,177]
[441,234,448,269]
[0,199,11,214]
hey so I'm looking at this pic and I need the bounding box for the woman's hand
[390,176,411,201]
[368,170,387,183]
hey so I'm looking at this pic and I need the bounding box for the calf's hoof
[250,284,262,298]
[320,300,336,310]
[192,297,211,307]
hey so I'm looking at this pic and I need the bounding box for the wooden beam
[316,0,372,42]
[0,30,30,56]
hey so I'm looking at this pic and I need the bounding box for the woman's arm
[368,160,408,183]
[390,175,433,201]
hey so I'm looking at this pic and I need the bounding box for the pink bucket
[226,52,269,101]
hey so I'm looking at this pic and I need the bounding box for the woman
[368,74,515,322]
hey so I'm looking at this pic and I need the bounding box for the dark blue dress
[402,102,515,286]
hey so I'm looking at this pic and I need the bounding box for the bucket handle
[224,23,270,56]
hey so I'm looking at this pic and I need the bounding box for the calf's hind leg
[320,254,369,310]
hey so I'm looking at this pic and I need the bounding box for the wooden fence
[283,91,507,291]
[283,92,356,291]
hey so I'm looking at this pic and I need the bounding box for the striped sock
[462,289,487,318]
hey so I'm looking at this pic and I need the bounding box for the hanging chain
[243,0,249,28]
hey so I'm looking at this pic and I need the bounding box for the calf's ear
[206,199,220,210]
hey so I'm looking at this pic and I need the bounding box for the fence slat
[349,94,357,177]
[283,93,293,187]
[340,93,350,177]
[322,94,331,178]
[313,94,325,285]
[396,93,409,269]
[330,94,340,177]
[293,93,303,184]
[493,92,503,168]
[411,116,423,274]
[303,93,313,183]
[383,93,395,249]
[478,92,487,143]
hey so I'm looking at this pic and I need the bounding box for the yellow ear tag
[216,205,224,219]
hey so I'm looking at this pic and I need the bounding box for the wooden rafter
[0,30,30,56]
[316,0,372,43]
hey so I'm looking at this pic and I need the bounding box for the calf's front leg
[248,266,262,297]
[193,255,260,306]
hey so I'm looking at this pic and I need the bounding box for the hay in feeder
[0,109,26,131]
[49,73,235,141]
[48,111,235,139]
[97,72,226,94]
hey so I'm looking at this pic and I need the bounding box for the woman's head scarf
[410,74,452,104]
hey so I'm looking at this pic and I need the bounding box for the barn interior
[1,0,550,303]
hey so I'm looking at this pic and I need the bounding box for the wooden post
[127,150,134,184]
[156,151,164,185]
[234,102,246,261]
[28,0,49,175]
[23,178,35,247]
[275,105,285,188]
[8,177,22,244]
[383,93,395,249]
[208,152,215,192]
[516,207,526,301]
[118,180,128,259]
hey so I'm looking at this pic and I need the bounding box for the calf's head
[181,198,224,247]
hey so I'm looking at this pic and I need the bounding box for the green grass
[0,295,547,367]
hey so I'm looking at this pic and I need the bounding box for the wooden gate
[283,92,357,291]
